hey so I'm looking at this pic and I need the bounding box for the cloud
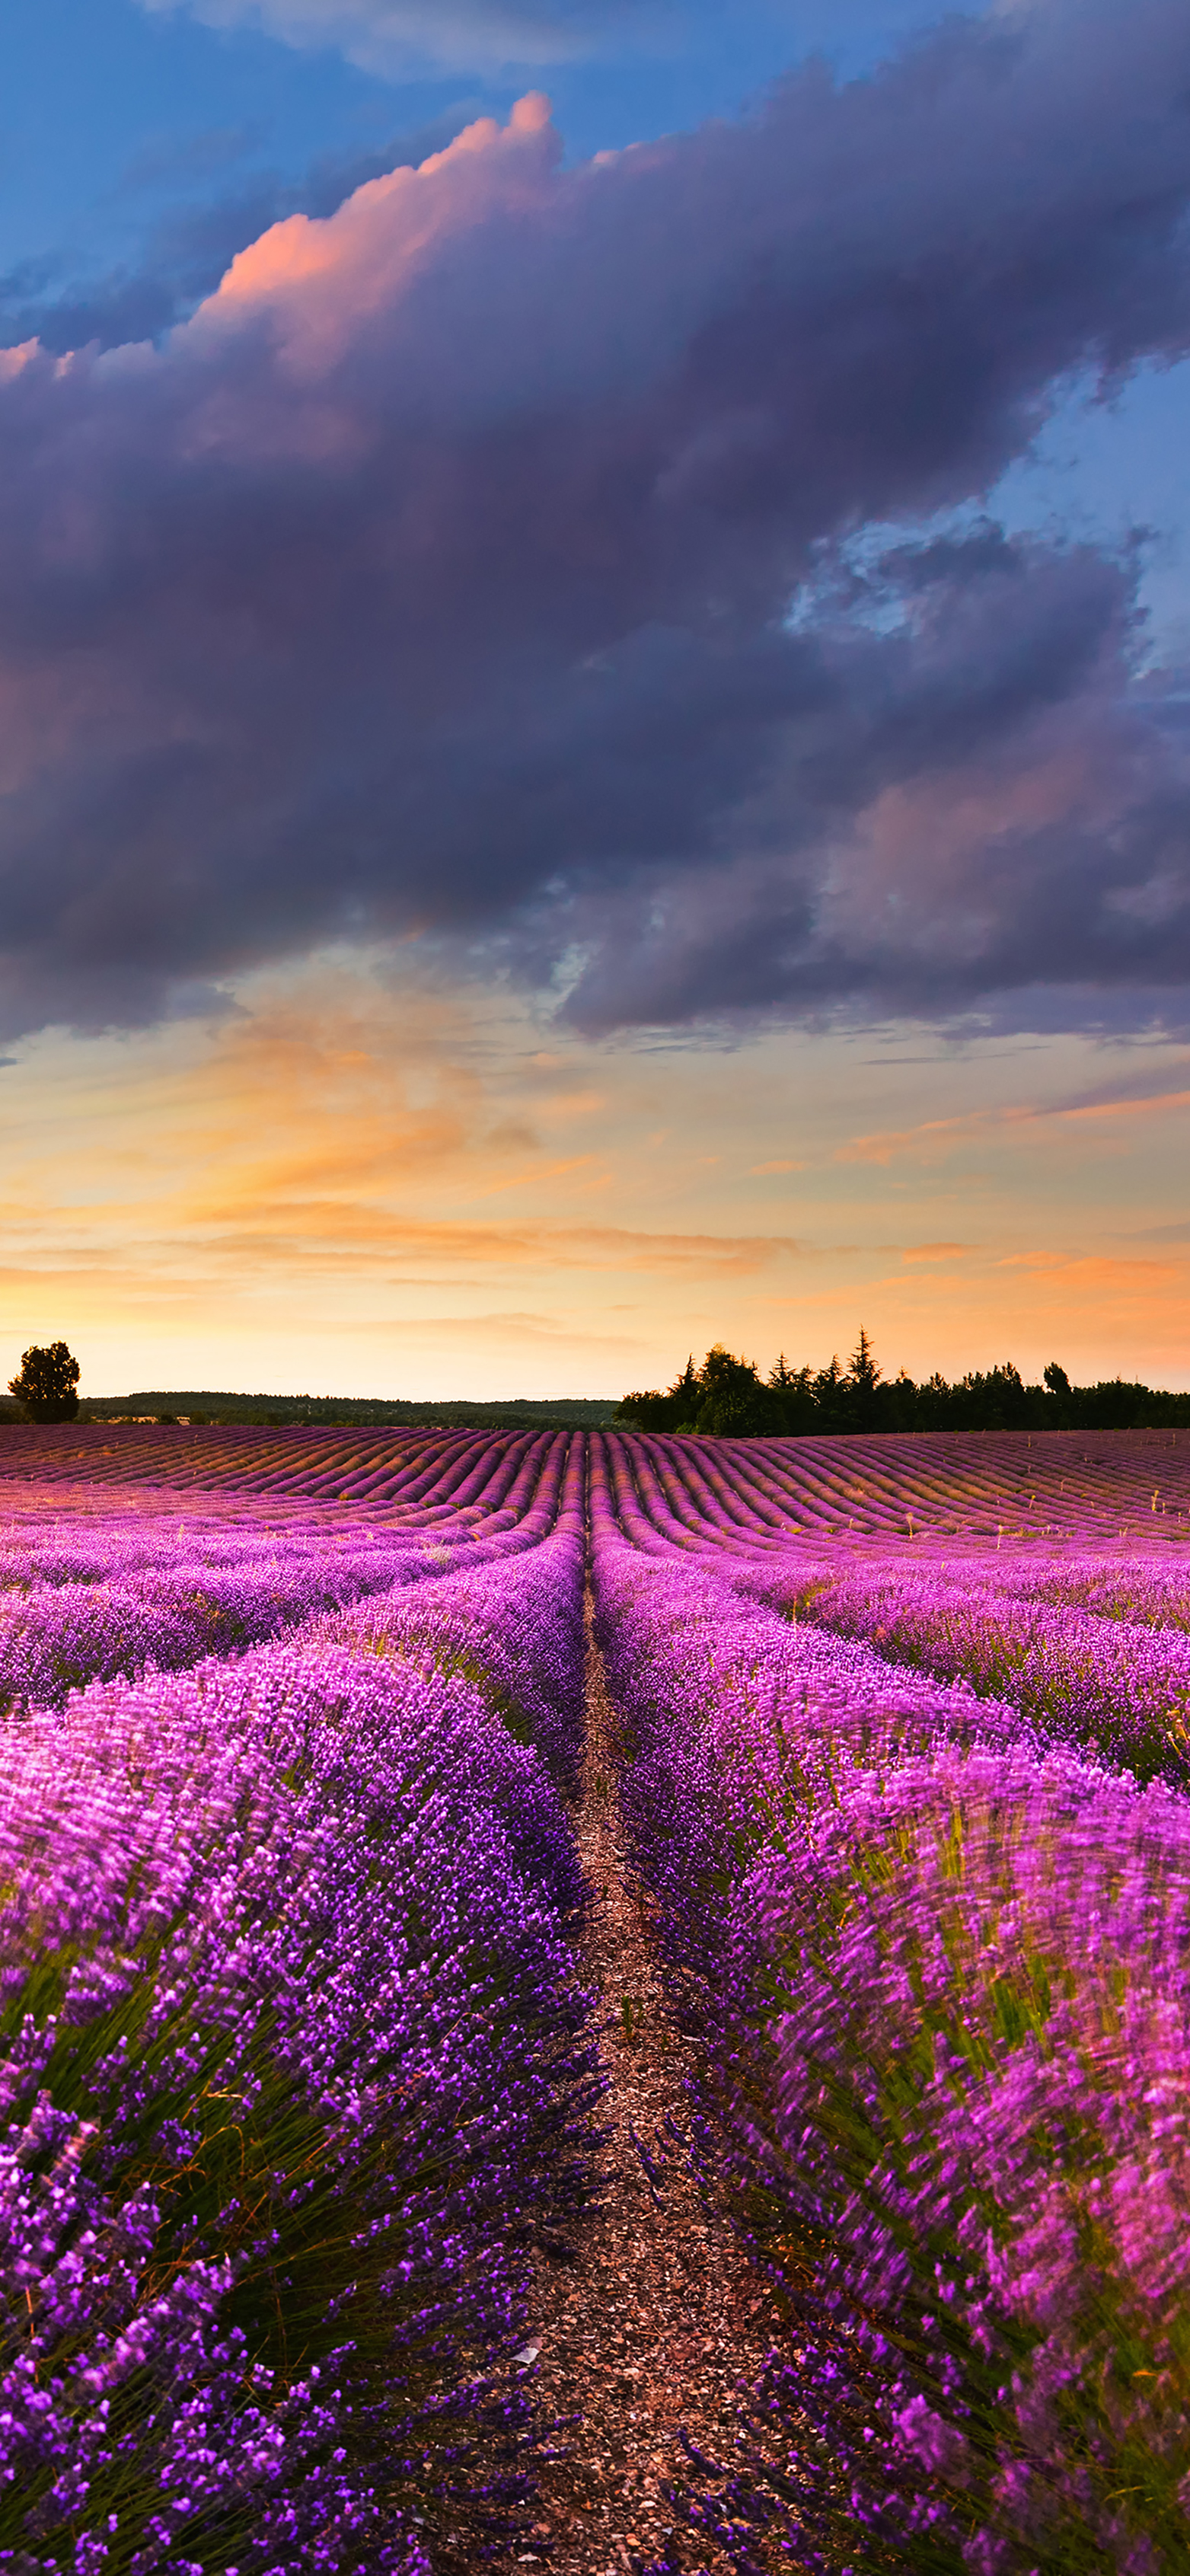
[137,0,662,76]
[994,1250,1179,1285]
[0,112,477,355]
[0,3,1188,1041]
[840,1081,1190,1166]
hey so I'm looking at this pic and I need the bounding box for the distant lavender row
[0,1544,413,1713]
[589,1448,1190,2574]
[311,1433,588,1789]
[8,1420,1190,1547]
[321,1544,587,1792]
[0,1421,578,1518]
[591,1512,1029,2059]
[789,1562,1190,1783]
[980,1551,1190,1631]
[0,1433,583,1710]
[0,1524,597,2572]
[596,1424,1190,1549]
[0,1428,580,1579]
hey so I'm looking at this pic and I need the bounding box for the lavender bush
[588,1433,1190,2574]
[793,1566,1190,1782]
[716,1747,1190,2570]
[0,1495,585,1716]
[8,1414,1190,2574]
[0,1508,597,2571]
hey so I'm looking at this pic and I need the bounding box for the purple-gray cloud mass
[0,114,477,356]
[1,0,1189,1042]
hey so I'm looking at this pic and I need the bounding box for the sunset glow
[2,0,1188,1399]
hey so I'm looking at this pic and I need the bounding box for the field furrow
[3,1420,1190,2573]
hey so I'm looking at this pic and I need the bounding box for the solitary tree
[9,1341,81,1422]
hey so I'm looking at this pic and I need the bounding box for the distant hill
[81,1390,620,1428]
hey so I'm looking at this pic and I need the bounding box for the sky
[1,0,1188,1400]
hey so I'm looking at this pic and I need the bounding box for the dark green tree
[618,1353,701,1431]
[668,1354,701,1428]
[8,1341,81,1422]
[810,1353,850,1433]
[885,1366,920,1431]
[955,1361,1029,1429]
[617,1336,1190,1437]
[694,1343,769,1436]
[847,1327,882,1428]
[1042,1359,1072,1425]
[915,1370,952,1431]
[767,1354,816,1431]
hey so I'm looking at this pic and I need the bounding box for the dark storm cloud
[0,0,1188,1039]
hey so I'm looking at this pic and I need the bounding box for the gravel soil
[518,1590,785,2574]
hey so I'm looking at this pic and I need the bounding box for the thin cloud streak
[2,969,1190,1390]
[138,0,665,76]
[839,1085,1190,1166]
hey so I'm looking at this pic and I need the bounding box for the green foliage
[617,1339,1190,1438]
[88,1390,620,1427]
[8,1339,81,1422]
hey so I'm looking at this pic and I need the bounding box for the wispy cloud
[994,1251,1179,1285]
[839,1083,1190,1165]
[2,960,1190,1391]
[472,1154,604,1199]
[138,0,671,77]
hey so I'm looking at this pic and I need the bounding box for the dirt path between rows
[521,1588,783,2574]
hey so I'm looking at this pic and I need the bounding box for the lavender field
[3,1421,1190,2573]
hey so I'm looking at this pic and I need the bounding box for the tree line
[1,1348,621,1429]
[617,1333,1190,1437]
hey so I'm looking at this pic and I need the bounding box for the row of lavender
[590,1438,1190,2574]
[605,1419,1190,1782]
[0,1441,599,2571]
[598,1423,1190,1550]
[0,1431,578,1714]
[783,1553,1190,1782]
[2,1424,576,1517]
[12,1410,1190,2573]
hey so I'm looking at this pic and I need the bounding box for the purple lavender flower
[0,1495,598,2569]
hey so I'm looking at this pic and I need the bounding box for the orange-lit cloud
[0,959,1185,1399]
[840,1085,1190,1167]
[994,1252,1180,1285]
